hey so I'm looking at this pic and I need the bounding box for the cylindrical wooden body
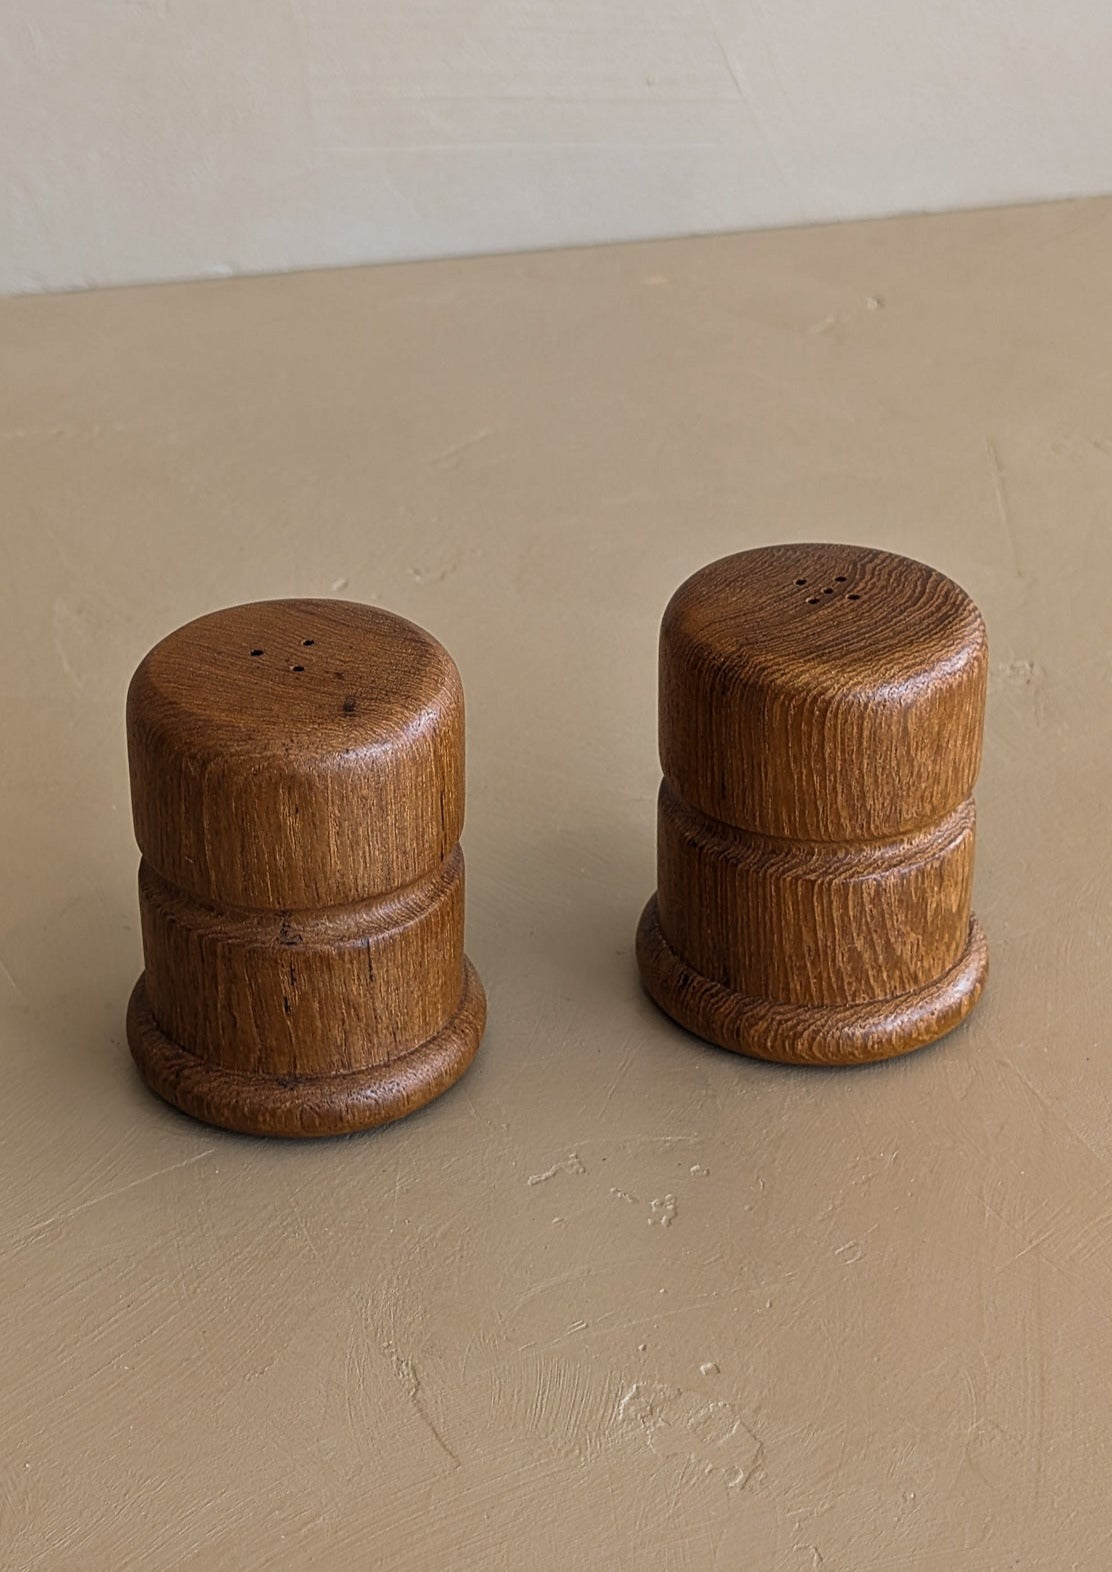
[126,598,485,1135]
[637,544,989,1065]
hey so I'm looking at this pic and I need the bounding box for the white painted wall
[2,1,1111,295]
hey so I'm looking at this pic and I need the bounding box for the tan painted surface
[4,1,1112,294]
[1,196,1109,1568]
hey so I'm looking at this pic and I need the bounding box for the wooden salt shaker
[126,599,486,1135]
[637,544,989,1065]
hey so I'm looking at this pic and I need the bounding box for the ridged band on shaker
[655,783,976,1008]
[638,898,987,1066]
[138,849,466,1077]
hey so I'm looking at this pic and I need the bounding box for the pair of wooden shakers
[126,544,988,1137]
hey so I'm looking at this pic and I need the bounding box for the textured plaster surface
[1,197,1109,1568]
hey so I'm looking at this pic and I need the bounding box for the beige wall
[3,0,1111,295]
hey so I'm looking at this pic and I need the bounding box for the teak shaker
[126,599,485,1136]
[637,544,988,1065]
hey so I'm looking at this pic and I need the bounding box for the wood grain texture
[126,598,485,1135]
[637,543,989,1065]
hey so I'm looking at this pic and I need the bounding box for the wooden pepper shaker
[637,544,988,1065]
[126,599,486,1135]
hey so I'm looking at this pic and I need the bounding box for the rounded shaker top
[127,599,464,908]
[659,544,987,841]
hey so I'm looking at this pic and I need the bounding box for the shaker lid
[660,544,987,841]
[127,599,464,907]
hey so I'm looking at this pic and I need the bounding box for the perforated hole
[835,575,847,582]
[848,593,860,600]
[795,578,807,586]
[250,649,264,657]
[291,664,305,673]
[302,638,315,646]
